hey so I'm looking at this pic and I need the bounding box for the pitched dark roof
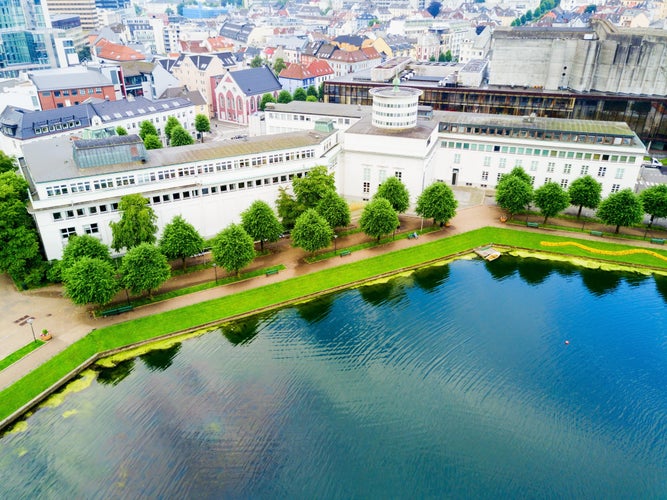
[228,66,282,96]
[0,105,93,140]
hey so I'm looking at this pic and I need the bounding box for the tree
[306,96,318,102]
[250,55,264,68]
[416,182,458,225]
[639,184,667,228]
[194,114,210,142]
[316,190,351,229]
[505,166,532,185]
[568,175,602,218]
[211,224,255,277]
[0,151,17,173]
[110,194,158,252]
[119,243,171,298]
[596,189,644,234]
[260,93,276,111]
[293,87,307,101]
[533,181,570,224]
[496,176,533,219]
[277,90,293,104]
[276,186,304,229]
[115,126,128,136]
[293,165,335,208]
[273,57,287,74]
[143,134,163,150]
[291,208,333,254]
[164,116,181,141]
[170,125,195,146]
[63,257,119,307]
[318,83,325,101]
[138,120,158,140]
[360,198,400,242]
[306,85,318,98]
[61,234,111,271]
[375,176,410,213]
[241,200,284,252]
[159,215,205,270]
[427,1,442,17]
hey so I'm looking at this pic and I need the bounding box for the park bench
[340,250,352,257]
[100,305,133,317]
[265,268,279,276]
[407,232,419,239]
[650,238,665,245]
[590,230,603,237]
[526,222,539,228]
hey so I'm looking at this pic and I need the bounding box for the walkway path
[1,187,664,391]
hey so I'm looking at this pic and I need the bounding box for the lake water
[1,257,667,498]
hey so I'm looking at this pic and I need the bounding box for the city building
[45,0,99,32]
[214,66,282,125]
[27,67,117,110]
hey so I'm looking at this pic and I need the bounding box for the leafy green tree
[443,50,453,62]
[110,194,158,252]
[318,82,325,101]
[639,184,667,228]
[506,166,532,185]
[0,170,29,202]
[276,186,304,229]
[211,224,255,277]
[375,176,410,213]
[568,175,602,218]
[533,181,570,224]
[164,116,181,141]
[277,90,293,104]
[293,87,307,101]
[0,151,16,173]
[61,234,111,271]
[115,126,128,136]
[316,190,350,229]
[241,200,283,251]
[360,198,400,242]
[291,208,333,254]
[306,85,318,98]
[195,113,210,142]
[273,57,287,74]
[260,93,276,111]
[170,125,195,146]
[596,189,644,234]
[138,120,158,140]
[293,165,335,208]
[119,243,171,298]
[306,95,318,102]
[159,215,204,270]
[63,257,119,307]
[496,176,533,219]
[416,182,458,225]
[143,134,163,150]
[250,54,264,67]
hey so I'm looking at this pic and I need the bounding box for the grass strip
[0,341,45,372]
[2,226,667,424]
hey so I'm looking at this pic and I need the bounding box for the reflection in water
[295,294,335,324]
[221,316,261,345]
[96,359,135,386]
[654,275,667,304]
[412,264,450,293]
[358,278,408,307]
[580,268,622,296]
[484,256,519,281]
[517,258,553,285]
[140,343,182,372]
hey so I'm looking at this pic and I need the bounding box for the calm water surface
[2,257,667,498]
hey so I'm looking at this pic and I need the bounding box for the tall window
[547,162,555,173]
[395,171,402,181]
[563,164,571,174]
[615,168,624,179]
[597,166,606,177]
[611,184,620,193]
[481,171,489,181]
[560,179,568,189]
[581,165,589,175]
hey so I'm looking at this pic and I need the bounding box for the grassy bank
[2,226,667,425]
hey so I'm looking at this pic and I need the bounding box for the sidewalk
[1,187,663,391]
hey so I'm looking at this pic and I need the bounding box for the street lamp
[26,317,36,343]
[333,234,338,254]
[212,263,218,284]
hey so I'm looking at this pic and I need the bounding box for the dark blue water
[2,258,667,498]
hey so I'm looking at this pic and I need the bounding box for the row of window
[268,112,351,126]
[53,203,118,221]
[439,123,633,146]
[34,120,83,135]
[479,172,622,193]
[44,148,317,197]
[443,141,637,163]
[42,88,103,98]
[471,157,625,179]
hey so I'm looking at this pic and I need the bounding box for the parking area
[636,165,667,193]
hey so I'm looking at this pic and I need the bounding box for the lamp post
[212,263,218,284]
[333,234,338,254]
[26,317,36,343]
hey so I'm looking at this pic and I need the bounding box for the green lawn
[2,226,667,425]
[0,341,44,371]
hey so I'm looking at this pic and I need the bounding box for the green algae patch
[39,370,96,409]
[6,420,28,435]
[62,409,78,419]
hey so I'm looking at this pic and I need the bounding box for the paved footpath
[1,188,664,391]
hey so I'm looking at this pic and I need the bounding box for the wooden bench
[650,238,665,245]
[100,305,133,317]
[340,250,351,257]
[265,268,279,276]
[590,230,603,237]
[407,232,419,239]
[526,222,539,228]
